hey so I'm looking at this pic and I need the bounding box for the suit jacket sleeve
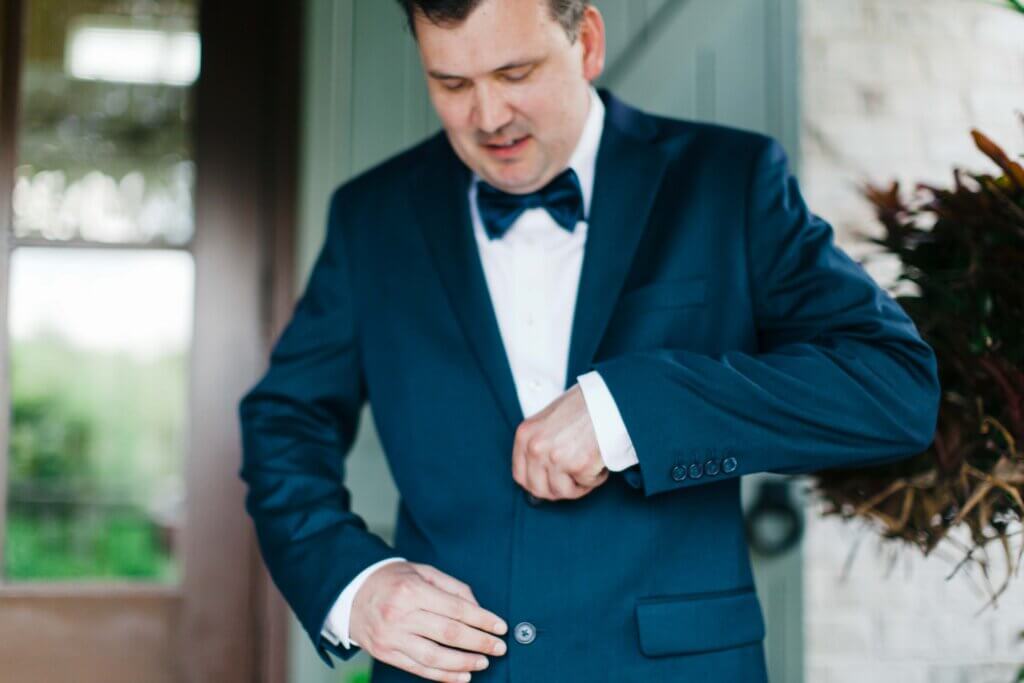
[593,136,941,497]
[237,187,398,667]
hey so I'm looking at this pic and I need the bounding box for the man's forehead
[418,27,550,79]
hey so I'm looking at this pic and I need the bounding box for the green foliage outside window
[5,332,184,582]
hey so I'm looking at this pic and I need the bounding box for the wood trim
[0,0,25,578]
[187,2,300,682]
[0,592,181,683]
[263,5,301,683]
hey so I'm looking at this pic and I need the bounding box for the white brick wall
[800,0,1024,257]
[800,1,1024,681]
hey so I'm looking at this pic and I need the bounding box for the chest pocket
[617,277,707,313]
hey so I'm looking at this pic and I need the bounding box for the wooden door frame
[0,0,298,680]
[190,2,299,681]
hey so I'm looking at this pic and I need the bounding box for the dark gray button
[525,492,542,506]
[722,456,738,473]
[514,621,536,644]
[705,458,720,476]
[689,462,704,479]
[670,464,687,481]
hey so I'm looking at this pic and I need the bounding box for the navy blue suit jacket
[238,89,940,681]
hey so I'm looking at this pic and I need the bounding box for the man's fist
[350,561,508,682]
[512,384,609,501]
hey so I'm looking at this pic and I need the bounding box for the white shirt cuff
[576,370,639,472]
[321,557,407,649]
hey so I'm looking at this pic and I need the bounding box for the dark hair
[395,0,589,42]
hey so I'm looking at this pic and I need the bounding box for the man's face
[414,0,605,194]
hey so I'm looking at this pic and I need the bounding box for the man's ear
[579,5,606,82]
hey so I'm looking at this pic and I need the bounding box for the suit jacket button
[514,621,536,644]
[525,492,542,506]
[722,456,738,473]
[705,458,721,476]
[689,462,704,479]
[670,464,687,481]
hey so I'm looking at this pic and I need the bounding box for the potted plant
[813,118,1023,676]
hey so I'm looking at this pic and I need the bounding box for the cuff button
[705,458,721,476]
[688,462,704,479]
[722,456,738,473]
[670,464,688,481]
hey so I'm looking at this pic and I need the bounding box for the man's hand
[512,384,609,501]
[349,561,507,683]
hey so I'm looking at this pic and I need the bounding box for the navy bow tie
[475,168,584,240]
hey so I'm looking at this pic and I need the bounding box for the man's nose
[472,84,514,134]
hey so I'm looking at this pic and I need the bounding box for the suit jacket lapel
[412,136,525,432]
[563,90,673,389]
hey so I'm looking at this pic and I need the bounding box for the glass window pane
[13,0,199,244]
[5,247,193,582]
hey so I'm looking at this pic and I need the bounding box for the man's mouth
[487,137,525,148]
[483,135,530,155]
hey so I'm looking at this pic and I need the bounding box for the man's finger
[412,564,479,605]
[384,646,477,683]
[511,427,527,487]
[549,469,588,500]
[422,583,508,636]
[405,632,490,676]
[411,609,507,657]
[525,461,551,499]
[569,462,607,490]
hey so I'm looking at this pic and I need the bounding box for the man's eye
[502,69,531,82]
[442,80,467,91]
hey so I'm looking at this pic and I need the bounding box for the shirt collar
[470,85,604,220]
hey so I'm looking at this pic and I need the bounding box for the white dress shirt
[322,86,638,650]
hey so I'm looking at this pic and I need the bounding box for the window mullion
[11,237,193,252]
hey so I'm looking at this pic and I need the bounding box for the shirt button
[525,491,542,506]
[529,378,542,390]
[514,621,536,644]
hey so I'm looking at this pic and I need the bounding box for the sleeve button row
[669,455,739,482]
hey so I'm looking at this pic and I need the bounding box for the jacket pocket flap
[635,587,765,657]
[618,278,706,311]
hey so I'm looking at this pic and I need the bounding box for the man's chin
[478,165,546,194]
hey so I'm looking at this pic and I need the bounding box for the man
[238,0,940,681]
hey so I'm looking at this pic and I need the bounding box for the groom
[238,1,940,681]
